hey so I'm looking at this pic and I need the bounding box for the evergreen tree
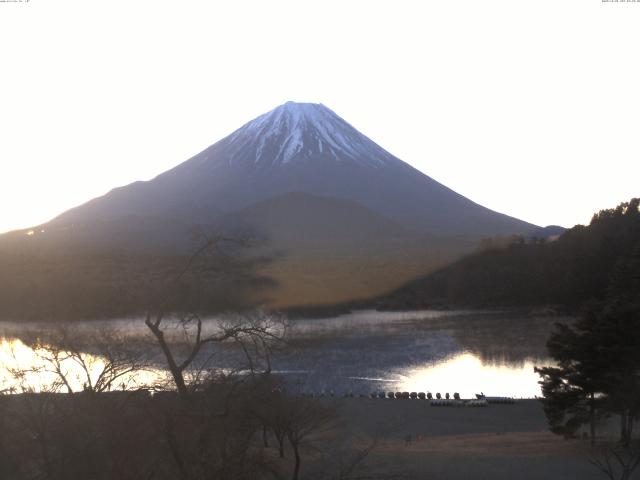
[537,252,640,446]
[535,305,608,444]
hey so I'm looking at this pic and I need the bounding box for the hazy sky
[1,0,639,234]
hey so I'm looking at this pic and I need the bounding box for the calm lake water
[0,310,564,398]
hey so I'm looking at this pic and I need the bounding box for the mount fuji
[49,101,534,237]
[1,102,538,311]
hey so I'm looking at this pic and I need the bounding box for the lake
[0,310,564,398]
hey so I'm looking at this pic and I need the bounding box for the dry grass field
[322,399,613,480]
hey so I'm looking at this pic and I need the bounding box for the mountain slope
[216,191,417,251]
[0,102,540,316]
[50,102,536,239]
[212,191,468,307]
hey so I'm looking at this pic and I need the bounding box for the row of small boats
[300,391,516,404]
[431,399,488,407]
[431,395,516,406]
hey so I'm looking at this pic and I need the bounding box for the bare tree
[140,235,293,480]
[11,326,149,394]
[247,383,291,459]
[2,327,156,479]
[143,235,286,399]
[284,396,338,480]
[589,444,640,480]
[145,310,285,399]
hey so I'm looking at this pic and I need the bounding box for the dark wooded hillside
[378,198,640,310]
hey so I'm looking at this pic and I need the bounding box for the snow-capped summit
[214,101,401,168]
[9,101,539,310]
[49,101,536,238]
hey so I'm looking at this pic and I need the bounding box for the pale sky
[1,0,639,234]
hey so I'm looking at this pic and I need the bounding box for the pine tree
[537,287,640,445]
[535,306,608,444]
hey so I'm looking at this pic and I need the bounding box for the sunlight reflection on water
[0,310,557,397]
[0,338,163,393]
[0,337,546,397]
[395,352,544,399]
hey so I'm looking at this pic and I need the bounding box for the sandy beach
[327,399,610,479]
